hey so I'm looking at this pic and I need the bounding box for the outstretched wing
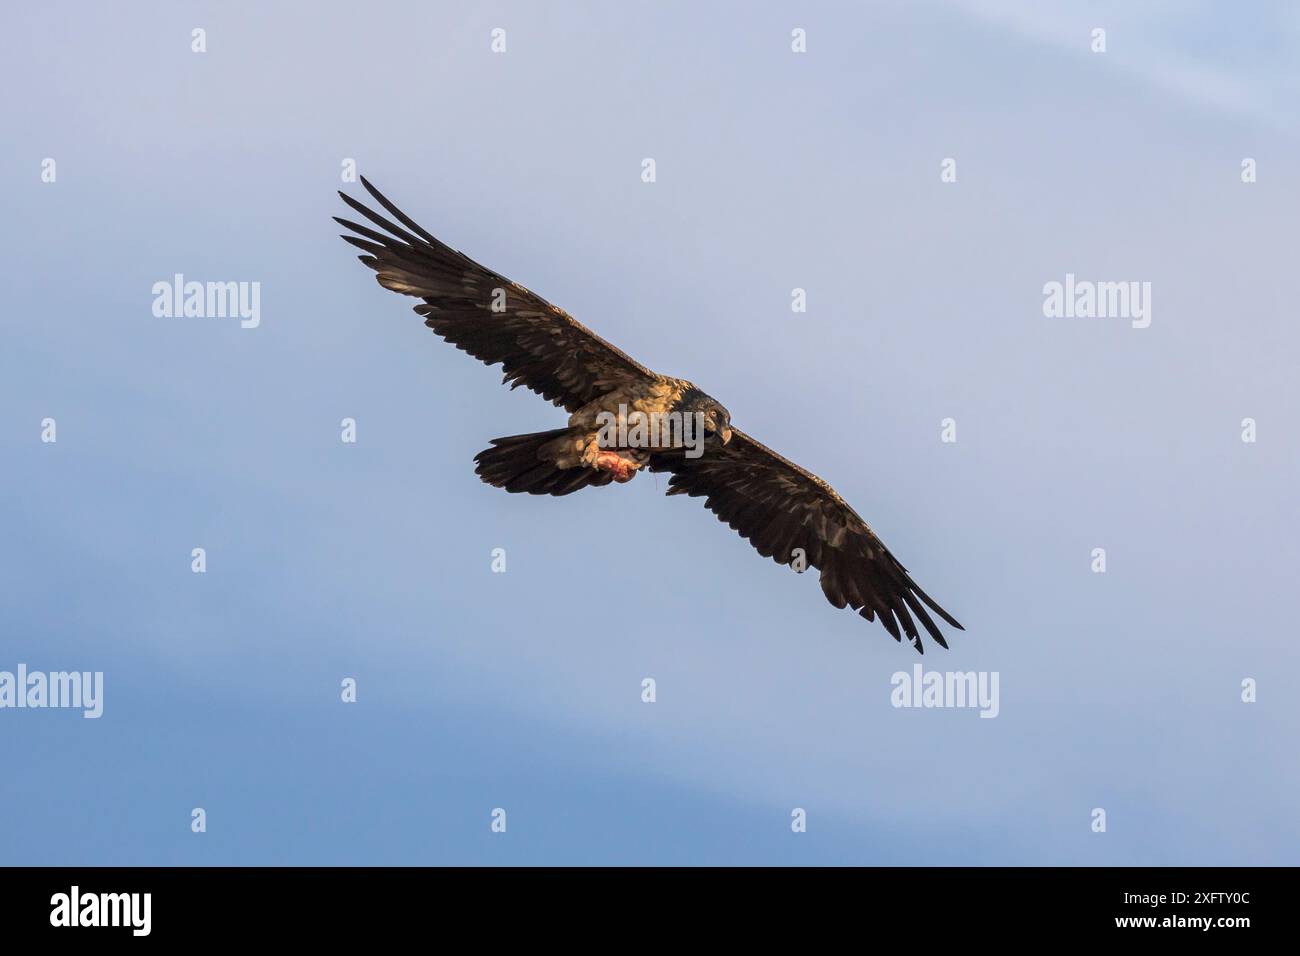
[650,429,963,652]
[336,177,661,412]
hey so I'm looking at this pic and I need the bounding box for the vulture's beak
[720,426,733,445]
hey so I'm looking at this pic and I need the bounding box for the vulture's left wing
[650,429,963,652]
[336,178,661,412]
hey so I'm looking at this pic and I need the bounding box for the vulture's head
[677,386,733,445]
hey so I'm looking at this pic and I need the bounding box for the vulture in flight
[336,178,963,652]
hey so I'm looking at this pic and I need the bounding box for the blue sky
[2,0,1297,864]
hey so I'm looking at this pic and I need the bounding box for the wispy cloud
[948,0,1300,131]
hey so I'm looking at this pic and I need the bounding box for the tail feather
[473,429,614,496]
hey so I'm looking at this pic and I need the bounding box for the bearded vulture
[336,178,963,652]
